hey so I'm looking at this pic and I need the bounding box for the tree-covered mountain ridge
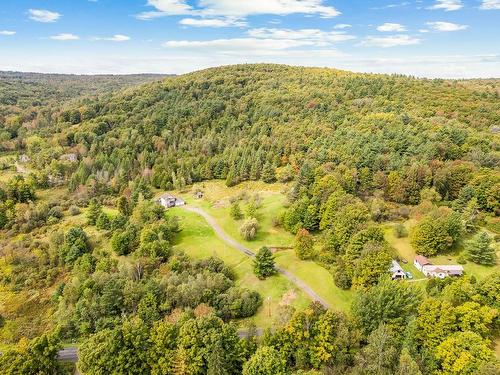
[50,64,499,195]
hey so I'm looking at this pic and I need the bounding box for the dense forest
[0,64,498,374]
[0,71,166,152]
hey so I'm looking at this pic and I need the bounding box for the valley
[0,65,498,374]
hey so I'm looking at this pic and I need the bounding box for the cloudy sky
[0,0,499,78]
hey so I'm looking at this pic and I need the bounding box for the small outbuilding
[19,154,30,163]
[60,153,78,162]
[158,193,185,208]
[389,260,406,280]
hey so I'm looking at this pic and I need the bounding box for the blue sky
[0,0,499,77]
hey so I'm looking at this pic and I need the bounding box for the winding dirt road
[181,206,330,308]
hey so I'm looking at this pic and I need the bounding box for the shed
[60,153,78,162]
[19,154,30,163]
[389,260,406,280]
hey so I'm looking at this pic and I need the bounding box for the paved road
[181,206,329,308]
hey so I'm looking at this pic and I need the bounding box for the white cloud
[137,0,340,19]
[372,2,410,10]
[198,0,340,18]
[428,0,463,11]
[93,34,131,42]
[179,17,246,27]
[1,50,499,79]
[28,9,61,23]
[247,28,355,43]
[50,33,79,41]
[377,23,406,32]
[361,34,421,48]
[163,38,316,53]
[480,0,500,9]
[0,30,16,36]
[334,24,351,29]
[141,0,193,16]
[426,21,468,31]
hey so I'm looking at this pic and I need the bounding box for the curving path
[181,206,329,308]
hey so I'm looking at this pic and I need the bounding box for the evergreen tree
[86,198,102,225]
[96,212,111,230]
[117,196,131,216]
[466,231,496,265]
[261,162,276,183]
[253,246,276,279]
[225,167,237,187]
[462,197,480,234]
[354,324,399,375]
[230,201,243,220]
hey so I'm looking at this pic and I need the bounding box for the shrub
[271,215,282,228]
[393,223,408,238]
[230,201,243,220]
[457,255,467,264]
[240,218,259,241]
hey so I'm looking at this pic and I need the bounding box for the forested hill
[0,71,167,142]
[26,63,498,196]
[0,71,167,108]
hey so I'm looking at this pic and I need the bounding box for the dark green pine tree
[117,196,130,216]
[225,166,237,187]
[96,212,111,230]
[466,231,497,265]
[261,162,276,183]
[86,198,102,226]
[253,246,276,279]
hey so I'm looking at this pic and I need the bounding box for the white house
[389,260,406,280]
[422,265,464,279]
[414,255,463,279]
[158,193,185,208]
[414,255,431,272]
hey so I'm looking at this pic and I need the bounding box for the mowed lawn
[170,180,354,312]
[171,208,310,328]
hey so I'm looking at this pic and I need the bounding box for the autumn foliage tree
[410,208,463,257]
[295,228,314,260]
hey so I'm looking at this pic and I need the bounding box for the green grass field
[171,208,310,328]
[169,180,354,313]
